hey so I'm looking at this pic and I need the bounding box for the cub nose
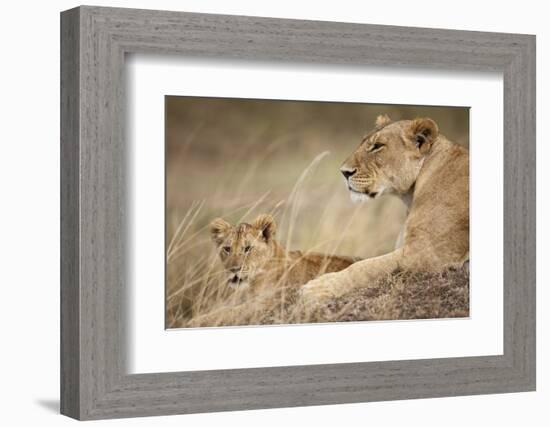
[229,267,241,273]
[340,167,357,180]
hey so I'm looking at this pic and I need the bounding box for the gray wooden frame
[60,5,536,421]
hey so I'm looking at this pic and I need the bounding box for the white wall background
[0,0,546,425]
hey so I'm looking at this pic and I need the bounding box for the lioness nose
[341,167,357,180]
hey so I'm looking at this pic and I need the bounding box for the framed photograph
[61,6,536,420]
[164,97,472,329]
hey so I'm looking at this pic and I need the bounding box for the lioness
[300,115,469,305]
[210,214,359,291]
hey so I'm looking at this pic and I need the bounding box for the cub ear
[210,218,231,244]
[411,118,439,153]
[375,114,392,129]
[252,214,277,242]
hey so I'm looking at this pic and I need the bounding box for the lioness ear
[253,214,276,242]
[210,218,231,244]
[375,114,392,129]
[411,118,439,153]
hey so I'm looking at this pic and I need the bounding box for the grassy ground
[175,266,470,328]
[165,97,469,328]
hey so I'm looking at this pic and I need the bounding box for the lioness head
[340,115,439,202]
[210,214,278,288]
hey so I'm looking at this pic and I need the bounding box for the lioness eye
[222,246,231,253]
[369,143,385,152]
[244,245,252,253]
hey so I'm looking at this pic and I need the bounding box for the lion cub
[210,214,359,292]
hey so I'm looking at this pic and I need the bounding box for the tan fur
[301,115,469,305]
[182,215,360,327]
[375,113,392,129]
[210,214,359,293]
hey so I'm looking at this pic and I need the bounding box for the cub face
[210,214,277,288]
[340,114,439,202]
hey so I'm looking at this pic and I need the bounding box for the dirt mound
[258,266,469,325]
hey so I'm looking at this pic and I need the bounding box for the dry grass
[318,266,470,322]
[168,261,469,328]
[165,97,469,328]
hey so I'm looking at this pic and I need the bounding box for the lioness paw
[299,272,344,308]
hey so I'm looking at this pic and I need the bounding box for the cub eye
[244,245,252,253]
[222,246,231,254]
[369,142,385,152]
